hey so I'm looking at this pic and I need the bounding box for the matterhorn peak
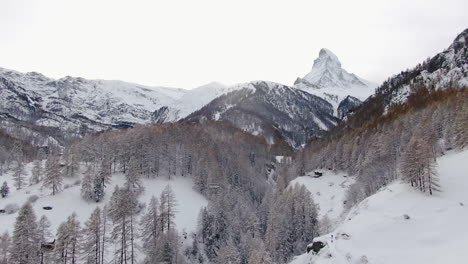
[313,48,342,71]
[294,48,377,117]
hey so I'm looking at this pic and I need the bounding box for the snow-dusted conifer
[247,240,273,264]
[159,185,178,233]
[140,196,160,262]
[30,160,42,185]
[38,215,52,264]
[0,182,9,198]
[0,232,11,264]
[93,176,105,203]
[54,213,81,263]
[81,166,95,201]
[81,207,102,264]
[13,160,26,190]
[43,156,63,195]
[125,157,143,194]
[11,203,40,264]
[108,186,138,264]
[401,134,440,195]
[38,215,52,243]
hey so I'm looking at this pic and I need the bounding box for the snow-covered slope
[291,149,468,264]
[290,171,355,222]
[0,167,207,238]
[294,49,377,116]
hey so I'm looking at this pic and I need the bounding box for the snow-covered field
[290,171,354,222]
[291,149,468,264]
[0,166,207,237]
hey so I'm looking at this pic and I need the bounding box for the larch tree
[63,149,80,178]
[11,203,40,264]
[12,160,26,190]
[139,196,160,263]
[37,215,52,243]
[247,239,273,264]
[30,160,43,185]
[159,185,178,233]
[81,207,102,264]
[81,166,95,201]
[38,215,52,264]
[43,156,63,195]
[54,213,81,264]
[124,157,143,194]
[108,186,138,264]
[0,232,11,264]
[401,134,440,195]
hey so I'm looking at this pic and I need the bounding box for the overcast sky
[1,0,467,89]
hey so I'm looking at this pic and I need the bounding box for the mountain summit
[294,48,377,116]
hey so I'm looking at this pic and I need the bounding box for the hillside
[338,28,468,132]
[0,165,207,247]
[291,149,468,264]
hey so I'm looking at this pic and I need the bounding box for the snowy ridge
[185,80,339,147]
[290,149,468,264]
[379,28,468,113]
[294,49,377,116]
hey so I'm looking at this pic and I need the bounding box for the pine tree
[30,160,43,185]
[11,203,40,264]
[0,182,9,198]
[0,232,11,264]
[43,156,63,195]
[81,207,102,264]
[93,176,105,203]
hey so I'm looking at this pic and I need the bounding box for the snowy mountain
[294,48,377,116]
[380,28,468,110]
[185,81,339,147]
[0,68,230,145]
[340,28,468,131]
[290,149,468,264]
[0,48,377,147]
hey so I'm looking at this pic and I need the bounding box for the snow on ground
[290,149,468,264]
[0,165,207,238]
[290,170,354,222]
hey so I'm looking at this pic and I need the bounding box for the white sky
[1,0,467,89]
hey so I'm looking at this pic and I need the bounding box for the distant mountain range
[0,46,390,147]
